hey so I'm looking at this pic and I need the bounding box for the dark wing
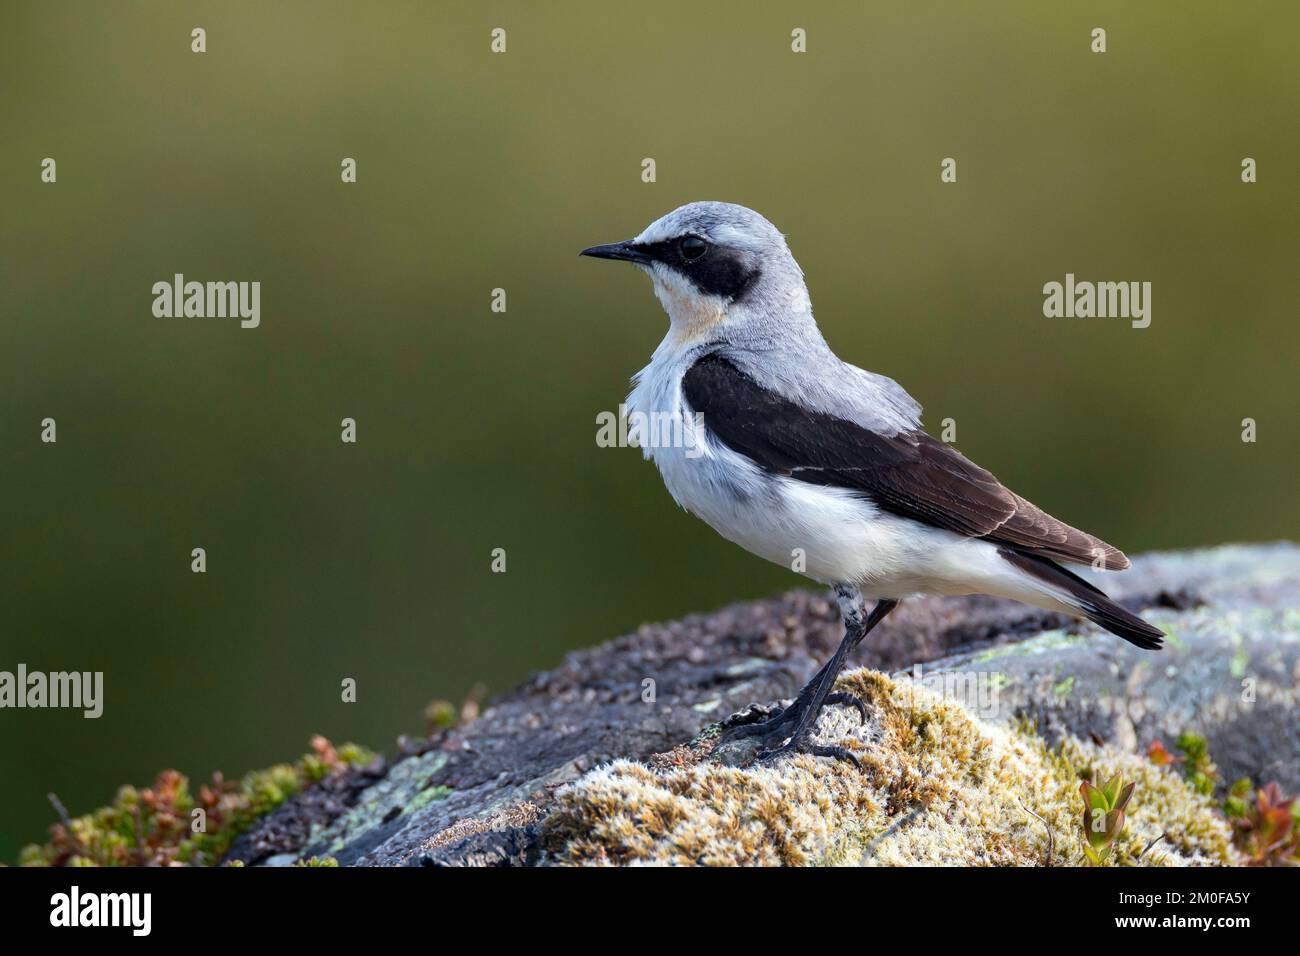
[682,354,1129,570]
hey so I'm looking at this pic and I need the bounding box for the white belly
[648,436,974,593]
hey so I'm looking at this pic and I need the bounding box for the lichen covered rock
[541,670,1239,866]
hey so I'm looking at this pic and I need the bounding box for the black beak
[579,241,652,264]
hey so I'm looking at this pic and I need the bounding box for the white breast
[629,337,899,588]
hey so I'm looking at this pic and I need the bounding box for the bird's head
[581,201,811,347]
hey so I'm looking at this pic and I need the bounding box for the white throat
[647,266,730,348]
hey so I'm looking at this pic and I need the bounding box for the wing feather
[682,354,1129,570]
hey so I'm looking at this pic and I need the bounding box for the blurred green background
[2,1,1297,860]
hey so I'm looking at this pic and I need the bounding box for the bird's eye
[679,236,708,261]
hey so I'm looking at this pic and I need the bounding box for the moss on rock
[540,669,1238,866]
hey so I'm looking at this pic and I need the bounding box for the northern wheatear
[582,201,1162,763]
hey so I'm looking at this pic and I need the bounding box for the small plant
[1146,733,1216,795]
[1079,773,1135,865]
[1224,779,1298,866]
[424,699,458,734]
[19,736,374,867]
[1174,733,1217,795]
[423,683,488,735]
[1146,739,1181,768]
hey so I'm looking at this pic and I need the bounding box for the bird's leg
[717,642,842,739]
[717,588,898,763]
[757,593,896,762]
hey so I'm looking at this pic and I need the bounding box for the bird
[580,201,1163,764]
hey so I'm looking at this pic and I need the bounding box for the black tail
[998,547,1164,650]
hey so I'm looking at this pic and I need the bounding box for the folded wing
[682,353,1129,570]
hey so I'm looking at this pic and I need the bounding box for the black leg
[757,595,897,760]
[716,588,898,763]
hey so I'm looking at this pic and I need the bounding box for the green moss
[19,736,374,867]
[407,785,453,812]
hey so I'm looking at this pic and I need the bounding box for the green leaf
[1080,781,1108,814]
[1101,774,1123,808]
[1085,808,1110,847]
[1114,782,1136,813]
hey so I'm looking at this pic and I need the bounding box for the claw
[757,739,861,769]
[822,691,867,723]
[718,701,790,731]
[809,744,861,768]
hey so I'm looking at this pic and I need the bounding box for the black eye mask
[636,238,762,302]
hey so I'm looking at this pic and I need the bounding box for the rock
[223,754,386,864]
[223,543,1299,867]
[925,544,1300,794]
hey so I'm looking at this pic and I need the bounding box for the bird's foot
[715,691,866,767]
